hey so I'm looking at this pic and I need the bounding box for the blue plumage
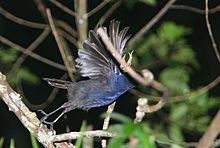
[40,20,134,126]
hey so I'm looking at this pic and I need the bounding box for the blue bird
[40,20,135,126]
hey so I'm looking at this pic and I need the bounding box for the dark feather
[39,20,134,128]
[75,20,130,79]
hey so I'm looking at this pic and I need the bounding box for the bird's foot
[38,109,49,122]
[38,110,55,130]
[120,50,134,72]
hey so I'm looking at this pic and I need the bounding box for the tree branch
[128,0,177,47]
[49,0,76,17]
[196,109,220,148]
[74,0,88,48]
[101,102,116,148]
[0,6,47,29]
[46,9,76,81]
[0,35,66,71]
[205,0,220,63]
[97,28,168,113]
[0,72,116,147]
[170,4,220,14]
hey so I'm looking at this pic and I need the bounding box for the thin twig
[128,0,177,47]
[74,0,88,47]
[101,102,116,148]
[171,4,220,14]
[34,0,78,39]
[49,0,76,17]
[97,28,168,113]
[87,0,110,17]
[97,0,122,28]
[46,9,76,81]
[0,35,66,71]
[130,74,220,102]
[34,0,48,20]
[205,0,220,63]
[51,130,116,142]
[196,109,220,148]
[0,6,47,29]
[8,27,51,79]
[56,20,78,38]
[58,28,78,47]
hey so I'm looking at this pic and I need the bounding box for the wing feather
[75,20,130,79]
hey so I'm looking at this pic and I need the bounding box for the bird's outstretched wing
[75,20,130,79]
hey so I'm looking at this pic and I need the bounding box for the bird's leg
[120,50,134,72]
[42,111,66,130]
[38,105,64,123]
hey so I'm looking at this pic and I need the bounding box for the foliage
[0,47,40,85]
[107,113,155,148]
[132,21,198,95]
[127,21,220,147]
[0,137,4,148]
[1,1,219,147]
[125,0,157,8]
[75,121,87,148]
[9,139,15,148]
[30,133,39,148]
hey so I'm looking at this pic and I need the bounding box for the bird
[39,20,135,128]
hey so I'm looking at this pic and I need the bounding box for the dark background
[0,0,220,147]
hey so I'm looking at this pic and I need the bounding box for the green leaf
[75,121,87,148]
[156,133,171,145]
[108,124,124,134]
[0,47,18,63]
[171,47,198,67]
[171,143,184,148]
[0,137,4,148]
[158,22,191,43]
[9,139,15,148]
[30,133,39,148]
[10,68,39,84]
[170,104,188,121]
[134,126,155,148]
[107,136,126,148]
[160,67,190,95]
[169,125,184,142]
[139,0,157,6]
[108,112,133,123]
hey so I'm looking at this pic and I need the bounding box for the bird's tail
[43,78,71,89]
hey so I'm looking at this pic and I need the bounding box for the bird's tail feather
[43,78,71,89]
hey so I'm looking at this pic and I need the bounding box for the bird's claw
[38,109,49,122]
[38,110,55,130]
[38,109,47,116]
[120,50,134,72]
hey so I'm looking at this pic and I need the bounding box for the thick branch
[74,0,88,47]
[0,72,116,147]
[0,72,55,147]
[196,109,220,148]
